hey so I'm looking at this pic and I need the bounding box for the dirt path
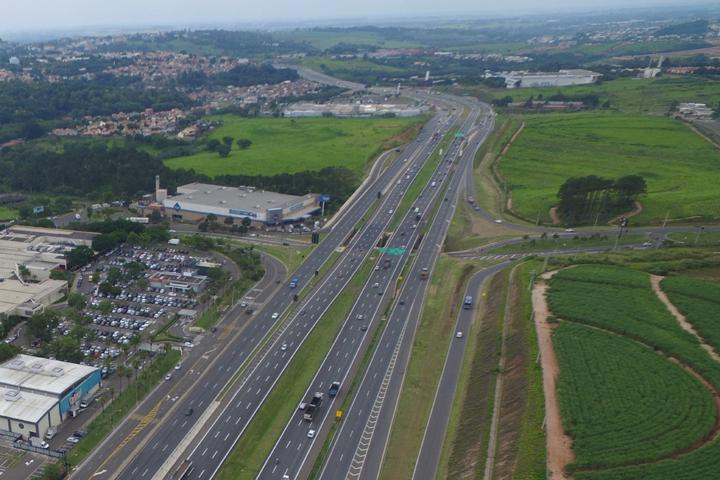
[607,201,643,225]
[500,122,525,156]
[650,275,720,363]
[532,271,574,479]
[549,207,561,226]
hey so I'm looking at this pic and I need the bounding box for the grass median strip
[215,257,375,480]
[378,255,476,480]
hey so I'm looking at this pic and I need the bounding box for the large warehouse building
[0,226,96,317]
[504,69,601,88]
[0,355,101,440]
[159,182,321,225]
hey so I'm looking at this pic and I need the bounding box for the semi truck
[304,392,324,421]
[328,381,341,397]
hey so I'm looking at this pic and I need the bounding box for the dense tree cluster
[175,64,298,88]
[556,175,647,225]
[0,80,193,127]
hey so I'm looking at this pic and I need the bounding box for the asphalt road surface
[70,98,458,480]
[315,97,492,480]
[174,105,463,480]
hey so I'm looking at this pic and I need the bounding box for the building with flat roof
[0,226,95,317]
[161,182,320,225]
[0,355,101,439]
[504,69,601,88]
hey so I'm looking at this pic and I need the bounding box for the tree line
[556,175,647,225]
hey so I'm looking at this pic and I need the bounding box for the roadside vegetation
[216,258,375,480]
[163,115,425,178]
[379,255,477,479]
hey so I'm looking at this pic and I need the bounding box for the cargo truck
[304,392,324,421]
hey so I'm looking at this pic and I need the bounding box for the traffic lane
[258,201,437,478]
[180,134,450,478]
[411,263,509,480]
[192,112,460,478]
[317,109,484,479]
[185,127,454,478]
[74,110,452,479]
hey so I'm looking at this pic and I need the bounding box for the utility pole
[694,226,705,245]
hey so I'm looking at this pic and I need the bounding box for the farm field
[163,115,423,178]
[544,264,720,478]
[498,113,720,225]
[661,276,720,352]
[449,76,720,115]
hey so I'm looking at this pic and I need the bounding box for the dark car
[185,408,194,416]
[73,430,87,438]
[360,325,368,331]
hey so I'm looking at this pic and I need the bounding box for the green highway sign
[378,247,406,256]
[455,131,465,138]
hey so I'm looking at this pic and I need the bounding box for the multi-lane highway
[70,94,461,480]
[254,95,484,480]
[174,108,460,480]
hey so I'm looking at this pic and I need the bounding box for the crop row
[575,435,720,480]
[553,322,716,469]
[548,265,720,390]
[660,276,720,357]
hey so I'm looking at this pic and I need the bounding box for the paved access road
[412,263,508,479]
[315,96,493,480]
[173,106,463,480]
[255,95,479,480]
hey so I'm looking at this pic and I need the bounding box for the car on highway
[307,429,316,438]
[298,401,307,411]
[185,407,194,416]
[175,363,181,370]
[356,314,364,320]
[183,341,194,348]
[565,228,575,233]
[271,312,279,319]
[67,436,80,444]
[360,325,368,331]
[165,374,172,381]
[281,342,287,351]
[456,331,464,338]
[240,301,248,308]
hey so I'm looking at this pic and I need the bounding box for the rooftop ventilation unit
[4,390,20,402]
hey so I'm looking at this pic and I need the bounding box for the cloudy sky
[0,0,698,32]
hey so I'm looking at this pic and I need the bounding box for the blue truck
[290,277,299,289]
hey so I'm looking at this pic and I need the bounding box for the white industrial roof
[0,279,66,316]
[0,387,57,424]
[167,183,313,214]
[0,355,98,397]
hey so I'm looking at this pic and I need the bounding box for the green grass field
[450,76,720,115]
[164,115,423,178]
[499,112,720,225]
[547,264,720,479]
[0,206,17,221]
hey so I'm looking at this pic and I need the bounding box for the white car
[175,363,181,370]
[307,429,316,438]
[456,331,464,338]
[66,436,80,444]
[565,228,575,233]
[281,343,288,351]
[165,374,172,381]
[494,219,503,224]
[271,312,280,319]
[183,341,194,348]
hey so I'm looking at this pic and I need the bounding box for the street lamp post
[694,226,705,245]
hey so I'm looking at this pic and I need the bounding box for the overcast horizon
[0,0,713,36]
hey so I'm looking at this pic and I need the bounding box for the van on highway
[463,296,473,309]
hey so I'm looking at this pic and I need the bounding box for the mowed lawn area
[499,112,720,225]
[164,115,423,177]
[0,206,17,221]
